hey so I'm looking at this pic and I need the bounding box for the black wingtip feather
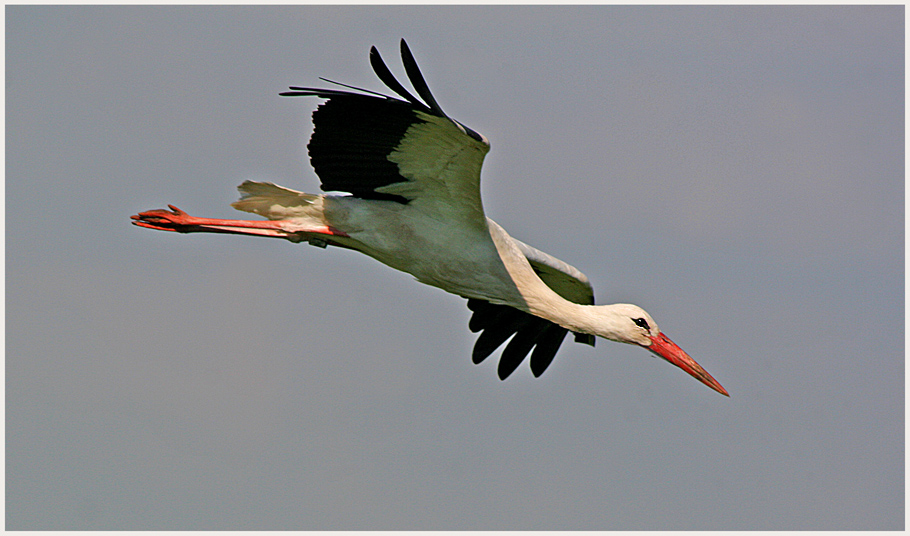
[530,326,568,377]
[497,320,547,380]
[467,299,580,379]
[399,39,446,118]
[369,44,426,111]
[472,313,525,364]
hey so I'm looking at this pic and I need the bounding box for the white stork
[132,40,728,396]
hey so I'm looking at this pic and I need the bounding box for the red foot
[131,205,198,232]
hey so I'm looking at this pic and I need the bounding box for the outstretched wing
[468,241,596,380]
[282,40,590,381]
[280,39,490,227]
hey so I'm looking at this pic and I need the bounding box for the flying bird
[132,40,728,396]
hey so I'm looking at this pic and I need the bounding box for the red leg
[130,205,348,240]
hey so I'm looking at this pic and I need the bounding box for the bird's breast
[323,196,524,304]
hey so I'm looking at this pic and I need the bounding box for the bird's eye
[632,317,650,330]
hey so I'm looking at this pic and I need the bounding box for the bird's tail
[231,180,323,221]
[229,180,354,246]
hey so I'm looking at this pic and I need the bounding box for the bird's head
[592,304,729,396]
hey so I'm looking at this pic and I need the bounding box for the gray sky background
[6,5,903,530]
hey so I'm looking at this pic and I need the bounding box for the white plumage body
[235,181,523,306]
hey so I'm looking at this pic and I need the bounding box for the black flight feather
[467,298,574,379]
[399,39,446,118]
[497,318,547,380]
[368,46,427,112]
[530,324,569,377]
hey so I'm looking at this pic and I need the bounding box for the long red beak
[648,332,729,396]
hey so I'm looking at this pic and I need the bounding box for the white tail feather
[232,180,323,221]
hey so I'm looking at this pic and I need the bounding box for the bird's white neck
[486,220,648,344]
[526,291,650,344]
